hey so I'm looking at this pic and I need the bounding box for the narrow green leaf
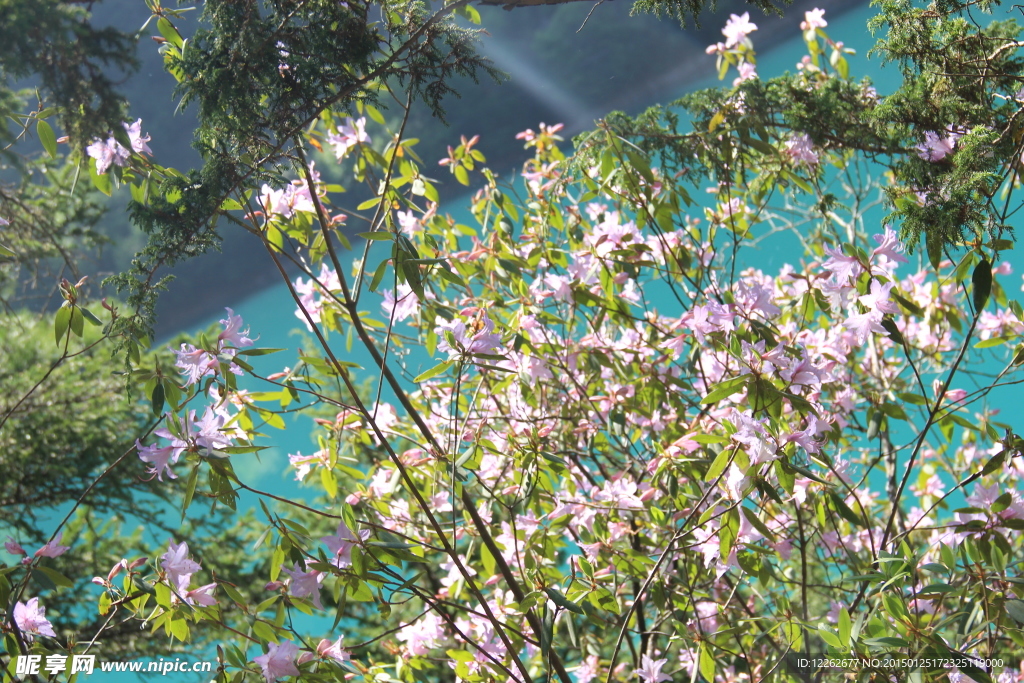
[54,306,71,346]
[69,307,84,337]
[357,231,393,241]
[35,566,74,588]
[321,468,338,499]
[1006,599,1024,624]
[37,120,57,159]
[182,464,200,516]
[151,381,165,416]
[157,17,184,48]
[705,448,732,483]
[741,507,776,543]
[89,159,112,195]
[973,259,992,312]
[818,627,842,648]
[236,347,286,356]
[701,376,748,405]
[544,587,584,614]
[81,307,103,326]
[698,644,715,682]
[368,258,390,293]
[414,359,454,383]
[974,335,1011,349]
[838,607,852,647]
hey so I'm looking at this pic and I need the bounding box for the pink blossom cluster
[173,307,253,386]
[86,119,152,174]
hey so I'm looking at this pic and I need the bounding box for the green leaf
[698,644,715,682]
[321,468,338,499]
[838,607,852,647]
[357,196,382,211]
[926,231,943,272]
[719,507,739,559]
[236,347,286,356]
[1006,599,1024,625]
[818,627,842,648]
[168,617,189,642]
[69,307,84,337]
[414,359,455,383]
[151,381,165,416]
[358,231,394,241]
[876,402,908,420]
[544,587,584,614]
[0,242,16,259]
[881,318,904,345]
[980,450,1006,477]
[157,17,184,48]
[973,259,992,312]
[54,305,71,346]
[705,448,732,483]
[701,375,748,405]
[368,258,390,293]
[741,507,776,543]
[891,291,924,316]
[829,492,864,528]
[81,307,103,326]
[252,620,279,644]
[35,565,74,588]
[37,119,57,159]
[974,335,1012,349]
[89,158,112,195]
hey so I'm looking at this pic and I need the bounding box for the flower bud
[107,559,128,582]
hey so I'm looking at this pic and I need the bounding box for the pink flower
[5,537,25,555]
[733,61,758,86]
[281,563,324,609]
[722,12,757,47]
[785,133,819,165]
[321,520,370,568]
[174,343,218,385]
[871,226,909,273]
[192,406,234,456]
[858,279,900,315]
[253,641,301,682]
[327,117,369,160]
[13,598,57,640]
[161,540,201,589]
[843,309,887,345]
[396,611,445,655]
[944,388,968,403]
[124,119,153,155]
[34,532,70,558]
[86,137,129,174]
[396,210,421,237]
[575,654,600,683]
[317,635,351,663]
[634,654,672,683]
[916,130,956,162]
[184,583,218,607]
[822,246,863,285]
[435,312,502,357]
[382,283,420,322]
[86,120,152,174]
[801,8,827,30]
[137,441,179,481]
[218,308,253,349]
